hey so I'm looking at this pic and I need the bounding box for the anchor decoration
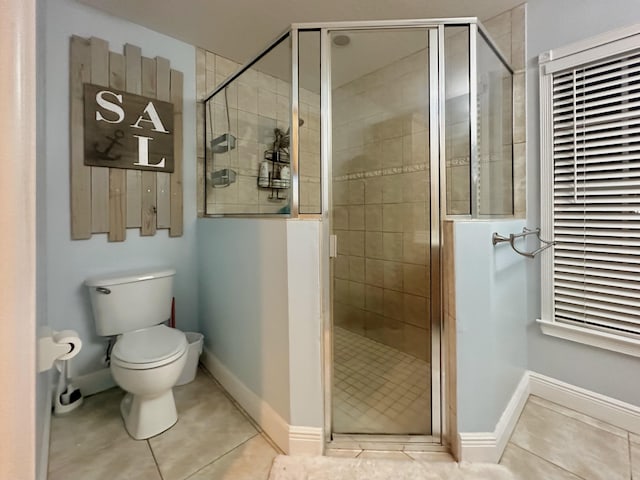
[83,83,174,172]
[94,129,125,161]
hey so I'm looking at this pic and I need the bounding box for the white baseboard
[459,370,640,463]
[529,371,640,435]
[201,347,292,454]
[73,367,116,397]
[459,371,530,463]
[289,426,324,456]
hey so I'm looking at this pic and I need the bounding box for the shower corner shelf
[258,149,291,200]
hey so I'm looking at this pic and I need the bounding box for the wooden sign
[83,83,174,172]
[70,36,184,243]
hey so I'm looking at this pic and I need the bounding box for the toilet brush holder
[54,359,83,415]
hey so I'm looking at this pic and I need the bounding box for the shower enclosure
[203,19,513,447]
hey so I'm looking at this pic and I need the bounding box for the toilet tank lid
[84,267,176,287]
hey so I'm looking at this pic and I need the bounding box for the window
[538,24,640,357]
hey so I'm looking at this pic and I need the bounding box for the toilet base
[120,390,178,440]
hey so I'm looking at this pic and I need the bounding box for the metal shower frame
[203,17,514,450]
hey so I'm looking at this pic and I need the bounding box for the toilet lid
[112,325,187,369]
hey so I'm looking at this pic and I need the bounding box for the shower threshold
[328,433,445,453]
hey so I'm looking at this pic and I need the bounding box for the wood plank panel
[170,69,184,237]
[124,44,142,228]
[140,56,157,236]
[155,56,171,229]
[70,36,92,239]
[108,52,126,242]
[89,37,110,233]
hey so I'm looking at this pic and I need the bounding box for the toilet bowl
[85,268,189,440]
[111,324,187,439]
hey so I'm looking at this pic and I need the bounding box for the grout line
[181,433,261,480]
[528,395,626,437]
[506,442,588,480]
[146,439,165,480]
[198,365,284,454]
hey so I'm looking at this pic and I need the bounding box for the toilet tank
[85,268,176,336]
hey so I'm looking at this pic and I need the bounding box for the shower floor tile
[333,326,431,435]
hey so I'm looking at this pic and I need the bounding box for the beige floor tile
[528,395,627,438]
[404,451,455,463]
[49,437,161,480]
[358,450,412,461]
[188,434,277,480]
[500,443,581,480]
[631,436,640,480]
[511,401,630,480]
[48,387,131,472]
[148,376,258,480]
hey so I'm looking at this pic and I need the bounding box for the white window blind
[538,24,640,355]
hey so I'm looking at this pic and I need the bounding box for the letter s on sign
[95,90,125,124]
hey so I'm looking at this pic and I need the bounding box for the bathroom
[2,0,640,479]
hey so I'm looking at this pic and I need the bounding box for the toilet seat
[112,325,187,370]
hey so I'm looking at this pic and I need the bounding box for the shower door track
[320,23,446,450]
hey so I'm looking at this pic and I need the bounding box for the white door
[0,0,37,478]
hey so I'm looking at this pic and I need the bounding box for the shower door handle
[329,234,338,259]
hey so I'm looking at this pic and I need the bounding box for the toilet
[85,267,187,440]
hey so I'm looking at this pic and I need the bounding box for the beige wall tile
[403,264,428,297]
[365,258,385,287]
[383,232,403,261]
[404,293,429,328]
[365,232,384,259]
[349,281,365,309]
[403,323,429,362]
[403,231,429,265]
[334,206,349,230]
[383,261,403,291]
[365,285,384,315]
[383,204,404,232]
[334,254,349,280]
[349,205,365,231]
[365,176,383,204]
[383,289,404,321]
[349,255,365,283]
[348,231,365,256]
[513,72,526,144]
[511,4,526,72]
[349,179,365,205]
[365,205,383,232]
[382,175,403,204]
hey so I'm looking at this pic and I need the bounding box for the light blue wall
[286,221,323,428]
[455,220,528,432]
[43,0,198,377]
[197,219,291,421]
[526,0,640,406]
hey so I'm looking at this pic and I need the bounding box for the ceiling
[76,0,524,65]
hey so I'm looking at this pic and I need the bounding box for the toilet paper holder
[37,327,82,373]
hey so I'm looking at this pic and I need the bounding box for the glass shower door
[329,27,438,436]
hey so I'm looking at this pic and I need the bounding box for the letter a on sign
[83,83,174,172]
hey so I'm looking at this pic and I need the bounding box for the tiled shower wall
[485,4,527,217]
[332,49,431,362]
[196,48,321,216]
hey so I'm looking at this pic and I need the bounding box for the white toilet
[85,267,187,440]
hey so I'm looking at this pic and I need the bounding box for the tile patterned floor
[48,368,279,480]
[499,395,638,480]
[49,366,640,480]
[333,326,431,434]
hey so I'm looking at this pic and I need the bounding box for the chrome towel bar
[492,227,556,258]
